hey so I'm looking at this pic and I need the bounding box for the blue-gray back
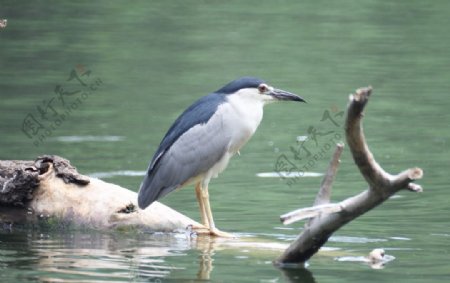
[148,92,227,171]
[138,92,228,208]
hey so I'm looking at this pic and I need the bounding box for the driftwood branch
[280,144,344,225]
[275,86,423,266]
[314,143,344,205]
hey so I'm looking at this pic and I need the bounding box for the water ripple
[256,172,323,178]
[88,170,146,179]
[329,236,388,244]
[52,135,125,142]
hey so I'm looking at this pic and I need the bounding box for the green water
[1,1,449,282]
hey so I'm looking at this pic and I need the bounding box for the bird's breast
[219,96,264,154]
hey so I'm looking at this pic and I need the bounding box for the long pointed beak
[270,88,306,102]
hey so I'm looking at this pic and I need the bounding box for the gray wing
[137,116,230,208]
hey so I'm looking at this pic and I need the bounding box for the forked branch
[275,86,423,266]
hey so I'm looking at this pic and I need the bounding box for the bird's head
[216,77,305,105]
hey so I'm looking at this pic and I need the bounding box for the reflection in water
[279,267,316,283]
[0,230,190,282]
[0,226,439,282]
[194,236,215,280]
[0,229,302,282]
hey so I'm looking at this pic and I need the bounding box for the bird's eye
[258,84,268,94]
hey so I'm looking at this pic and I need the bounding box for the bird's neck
[224,94,264,153]
[227,94,264,127]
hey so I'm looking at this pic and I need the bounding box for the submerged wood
[276,86,424,266]
[0,155,200,231]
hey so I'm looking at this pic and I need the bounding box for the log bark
[0,160,38,206]
[0,155,201,232]
[275,86,423,266]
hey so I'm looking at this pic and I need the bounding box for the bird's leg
[195,183,209,228]
[202,184,234,238]
[202,185,215,230]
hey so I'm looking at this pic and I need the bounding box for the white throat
[226,89,265,130]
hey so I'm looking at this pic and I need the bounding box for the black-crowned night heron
[138,77,305,237]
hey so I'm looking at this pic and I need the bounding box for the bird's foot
[191,224,235,238]
[190,224,209,235]
[209,228,235,238]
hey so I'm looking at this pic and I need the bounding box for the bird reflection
[194,236,216,280]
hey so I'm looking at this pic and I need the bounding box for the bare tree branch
[314,143,344,206]
[275,86,423,266]
[280,144,344,225]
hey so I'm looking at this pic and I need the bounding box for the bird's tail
[137,173,176,209]
[137,174,159,209]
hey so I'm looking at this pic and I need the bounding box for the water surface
[1,1,449,282]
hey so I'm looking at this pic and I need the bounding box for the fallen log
[0,155,201,231]
[275,86,423,266]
